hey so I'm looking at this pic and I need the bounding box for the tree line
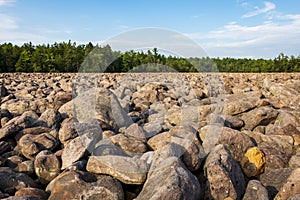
[0,41,299,73]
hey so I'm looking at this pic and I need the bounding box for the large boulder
[275,168,300,200]
[200,125,254,162]
[260,168,294,199]
[34,150,61,184]
[0,111,38,140]
[18,133,58,160]
[204,144,246,200]
[87,155,148,185]
[0,167,37,195]
[136,156,201,200]
[47,170,124,200]
[241,106,279,131]
[15,188,49,200]
[242,180,269,200]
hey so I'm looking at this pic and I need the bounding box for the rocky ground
[0,72,300,200]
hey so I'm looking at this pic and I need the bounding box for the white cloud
[0,0,15,6]
[185,13,300,58]
[242,1,276,18]
[38,28,72,34]
[0,14,18,30]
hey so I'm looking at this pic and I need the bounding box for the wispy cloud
[242,1,276,18]
[185,13,300,58]
[39,28,72,34]
[0,14,18,30]
[0,0,15,6]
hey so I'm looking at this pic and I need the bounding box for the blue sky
[0,0,300,58]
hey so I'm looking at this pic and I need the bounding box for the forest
[0,41,300,73]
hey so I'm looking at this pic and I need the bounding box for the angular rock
[58,117,78,144]
[5,155,25,168]
[15,188,49,200]
[74,88,132,128]
[0,99,38,115]
[93,140,128,157]
[61,133,97,169]
[260,168,294,199]
[142,121,163,138]
[34,109,61,130]
[0,141,13,154]
[0,167,37,195]
[282,124,300,146]
[58,99,74,118]
[87,155,147,185]
[204,144,246,200]
[17,160,34,175]
[2,196,40,200]
[110,134,147,154]
[275,168,300,200]
[241,106,278,131]
[223,114,245,129]
[289,149,300,168]
[124,123,147,142]
[147,132,172,150]
[18,133,58,160]
[241,147,266,177]
[140,151,154,169]
[265,124,285,135]
[52,91,72,110]
[136,156,201,200]
[16,126,51,141]
[245,131,294,171]
[47,170,124,200]
[0,111,37,140]
[201,125,254,162]
[242,180,269,200]
[0,84,8,97]
[34,150,61,183]
[148,125,204,172]
[223,91,262,115]
[274,110,300,127]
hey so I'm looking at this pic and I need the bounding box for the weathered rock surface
[260,168,294,199]
[136,144,201,200]
[18,133,58,160]
[241,106,279,131]
[15,188,49,200]
[1,73,300,199]
[0,111,37,139]
[61,133,98,169]
[87,155,148,184]
[110,134,148,154]
[34,150,61,183]
[275,168,300,200]
[245,131,294,171]
[47,170,124,200]
[58,117,78,144]
[242,180,269,200]
[0,167,37,195]
[200,125,254,162]
[241,146,266,177]
[203,144,246,200]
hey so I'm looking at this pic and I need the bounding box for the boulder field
[0,72,300,200]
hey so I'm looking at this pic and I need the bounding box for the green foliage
[0,41,299,73]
